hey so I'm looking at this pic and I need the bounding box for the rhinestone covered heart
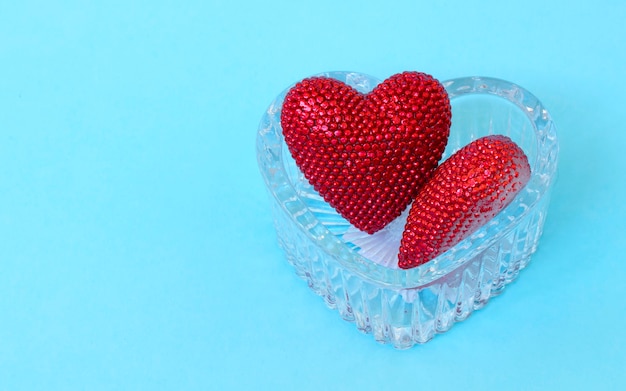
[280,72,451,234]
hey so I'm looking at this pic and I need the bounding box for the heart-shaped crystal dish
[256,72,558,348]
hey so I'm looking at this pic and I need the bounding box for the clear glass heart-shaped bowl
[256,73,558,348]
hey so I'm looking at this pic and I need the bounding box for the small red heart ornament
[398,135,531,269]
[281,72,451,234]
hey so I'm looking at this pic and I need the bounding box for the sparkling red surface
[398,135,531,269]
[280,72,451,234]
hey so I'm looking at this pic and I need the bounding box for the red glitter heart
[398,135,531,269]
[280,72,451,234]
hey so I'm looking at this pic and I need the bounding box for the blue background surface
[1,1,625,389]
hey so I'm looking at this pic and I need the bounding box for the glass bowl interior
[257,72,558,289]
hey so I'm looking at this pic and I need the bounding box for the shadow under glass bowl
[256,72,559,349]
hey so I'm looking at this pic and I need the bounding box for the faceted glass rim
[257,72,559,289]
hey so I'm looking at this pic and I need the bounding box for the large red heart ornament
[280,72,451,234]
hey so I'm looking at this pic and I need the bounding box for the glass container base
[257,72,558,348]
